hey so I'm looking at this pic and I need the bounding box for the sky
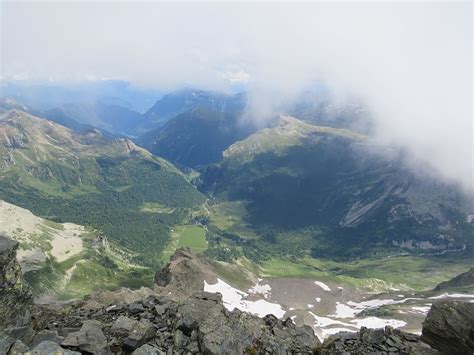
[1,1,473,193]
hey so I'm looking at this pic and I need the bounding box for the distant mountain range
[138,106,257,168]
[41,101,144,137]
[1,85,472,262]
[0,80,161,112]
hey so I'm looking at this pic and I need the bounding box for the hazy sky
[1,1,473,192]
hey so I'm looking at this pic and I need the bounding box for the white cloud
[1,2,472,192]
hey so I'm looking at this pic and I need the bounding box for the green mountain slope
[140,89,246,132]
[43,101,144,137]
[138,106,256,168]
[201,115,473,260]
[0,199,153,299]
[0,110,205,266]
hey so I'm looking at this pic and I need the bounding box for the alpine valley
[0,85,473,354]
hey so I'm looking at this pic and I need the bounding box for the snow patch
[204,278,286,318]
[429,293,474,300]
[411,306,431,314]
[248,281,272,299]
[314,281,331,291]
[309,311,354,328]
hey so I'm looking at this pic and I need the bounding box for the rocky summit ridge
[0,238,473,354]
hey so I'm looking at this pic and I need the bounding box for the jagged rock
[129,302,145,314]
[0,236,32,329]
[8,246,474,354]
[2,326,36,347]
[421,301,474,354]
[8,339,29,354]
[132,343,164,355]
[123,319,156,351]
[31,329,63,347]
[57,327,81,337]
[175,291,320,354]
[154,248,218,300]
[0,334,16,354]
[61,320,108,354]
[317,326,437,354]
[111,316,138,333]
[31,340,80,355]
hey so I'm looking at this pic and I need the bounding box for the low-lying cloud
[1,2,472,193]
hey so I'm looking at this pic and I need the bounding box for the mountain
[138,106,257,168]
[0,97,110,136]
[42,101,145,137]
[201,115,472,259]
[287,91,373,134]
[139,89,246,133]
[0,97,30,112]
[0,110,205,266]
[0,80,161,112]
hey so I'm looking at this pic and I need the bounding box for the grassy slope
[256,255,474,292]
[160,225,208,262]
[0,110,205,267]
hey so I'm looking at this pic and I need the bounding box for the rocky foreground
[1,236,474,354]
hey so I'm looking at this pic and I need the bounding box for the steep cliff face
[154,248,219,299]
[0,235,32,329]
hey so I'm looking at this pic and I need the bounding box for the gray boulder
[0,334,15,354]
[111,316,138,333]
[132,343,164,355]
[175,291,320,354]
[31,329,63,347]
[123,319,156,351]
[31,340,80,355]
[2,326,36,346]
[61,320,108,354]
[421,300,474,354]
[8,339,29,354]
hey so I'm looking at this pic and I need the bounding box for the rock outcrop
[421,300,474,354]
[1,291,320,354]
[0,235,32,329]
[154,248,245,301]
[1,243,474,354]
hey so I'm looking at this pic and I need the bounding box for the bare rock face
[2,291,320,354]
[154,248,218,300]
[78,248,222,310]
[0,235,32,329]
[421,301,474,354]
